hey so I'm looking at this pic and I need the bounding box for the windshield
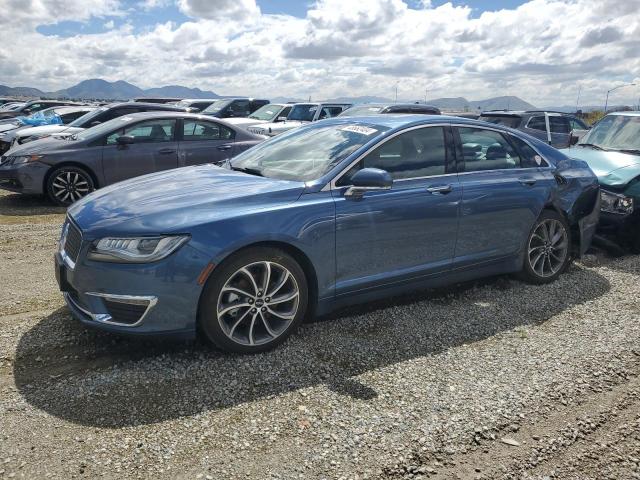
[69,106,107,127]
[579,114,640,152]
[480,115,521,128]
[287,104,318,122]
[339,105,384,117]
[230,123,388,182]
[203,99,231,113]
[249,104,284,121]
[71,115,132,142]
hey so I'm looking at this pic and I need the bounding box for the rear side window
[229,100,250,116]
[508,135,547,168]
[183,120,234,141]
[526,116,547,131]
[458,127,521,171]
[318,106,344,120]
[527,116,570,134]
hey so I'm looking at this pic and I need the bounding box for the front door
[333,125,460,296]
[102,118,178,185]
[178,119,236,167]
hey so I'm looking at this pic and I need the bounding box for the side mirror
[116,135,135,146]
[344,168,393,197]
[569,133,580,146]
[276,116,288,122]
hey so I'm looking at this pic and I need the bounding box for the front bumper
[55,233,211,338]
[0,161,48,194]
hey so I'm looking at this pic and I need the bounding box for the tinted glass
[287,104,317,122]
[229,100,250,116]
[231,123,388,182]
[569,117,588,130]
[106,119,176,144]
[59,111,87,123]
[183,120,234,141]
[509,135,547,168]
[318,106,345,120]
[458,127,521,171]
[549,116,570,134]
[338,127,447,183]
[203,99,231,113]
[479,115,521,128]
[70,107,108,127]
[526,116,547,131]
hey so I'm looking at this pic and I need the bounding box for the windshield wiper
[578,143,606,151]
[231,166,264,177]
[615,149,640,155]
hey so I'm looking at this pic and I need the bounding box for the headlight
[600,189,634,215]
[87,235,190,263]
[8,154,44,165]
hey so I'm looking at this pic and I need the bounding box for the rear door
[178,118,236,166]
[453,126,553,267]
[101,118,179,185]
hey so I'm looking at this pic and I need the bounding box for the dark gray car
[0,112,265,206]
[479,111,590,148]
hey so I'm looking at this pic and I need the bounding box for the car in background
[247,102,351,136]
[0,98,16,107]
[0,102,26,112]
[201,98,270,119]
[566,112,640,250]
[0,112,265,206]
[0,106,96,153]
[10,102,189,147]
[53,115,599,352]
[224,103,293,130]
[0,100,81,120]
[479,111,590,148]
[339,103,441,116]
[173,99,219,112]
[133,97,182,104]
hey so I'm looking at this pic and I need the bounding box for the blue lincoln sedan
[55,115,600,353]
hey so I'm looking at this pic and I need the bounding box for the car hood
[0,122,20,133]
[68,164,306,237]
[224,118,264,126]
[15,125,83,138]
[566,146,640,187]
[6,136,74,155]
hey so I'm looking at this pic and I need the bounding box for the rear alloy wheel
[520,210,571,284]
[199,247,308,353]
[46,166,95,206]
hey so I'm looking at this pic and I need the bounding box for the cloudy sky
[1,0,639,106]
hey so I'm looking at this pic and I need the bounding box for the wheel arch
[541,202,580,256]
[198,239,320,320]
[43,162,100,194]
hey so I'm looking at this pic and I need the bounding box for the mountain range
[0,78,537,111]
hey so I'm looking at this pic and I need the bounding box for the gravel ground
[0,189,639,479]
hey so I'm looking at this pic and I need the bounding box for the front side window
[338,127,447,184]
[287,104,317,122]
[106,119,176,145]
[458,127,521,171]
[509,135,547,168]
[570,117,588,130]
[183,120,233,141]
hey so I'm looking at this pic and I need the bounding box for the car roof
[179,98,219,102]
[316,114,479,130]
[605,111,640,117]
[107,101,188,110]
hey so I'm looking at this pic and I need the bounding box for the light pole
[604,83,636,113]
[394,81,399,103]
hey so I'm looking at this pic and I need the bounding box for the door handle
[217,144,232,151]
[518,176,537,186]
[426,184,453,194]
[157,148,176,154]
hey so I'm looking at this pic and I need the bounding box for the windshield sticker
[534,155,542,165]
[308,106,318,112]
[340,125,378,136]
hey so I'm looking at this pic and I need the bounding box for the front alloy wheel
[199,247,308,353]
[47,166,94,206]
[521,210,571,284]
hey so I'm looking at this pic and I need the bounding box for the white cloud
[103,20,115,29]
[1,0,639,107]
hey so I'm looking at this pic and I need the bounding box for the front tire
[520,210,571,284]
[199,247,308,353]
[46,166,95,207]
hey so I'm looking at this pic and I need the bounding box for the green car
[566,112,639,250]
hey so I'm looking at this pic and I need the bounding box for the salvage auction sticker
[340,125,378,135]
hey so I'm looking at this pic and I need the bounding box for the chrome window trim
[322,123,553,191]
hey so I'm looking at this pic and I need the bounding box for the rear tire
[519,210,571,284]
[198,247,308,353]
[46,166,95,207]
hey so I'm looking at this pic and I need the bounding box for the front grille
[103,299,148,325]
[63,220,82,263]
